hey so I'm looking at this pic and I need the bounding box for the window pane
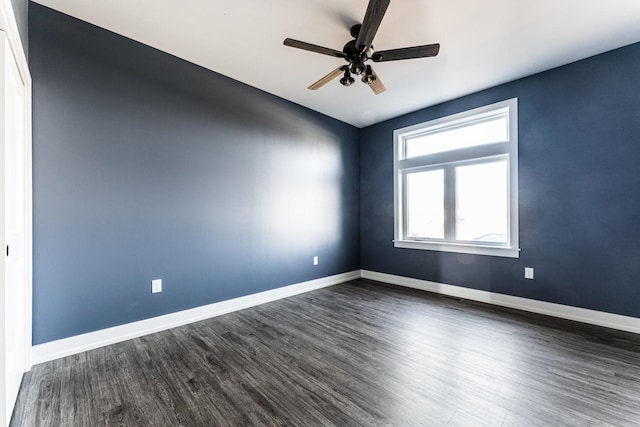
[406,169,444,239]
[405,115,508,158]
[456,160,508,243]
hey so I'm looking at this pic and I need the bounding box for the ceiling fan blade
[369,67,386,95]
[372,43,440,62]
[308,66,346,90]
[355,0,391,52]
[284,38,346,58]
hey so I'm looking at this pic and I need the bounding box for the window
[394,98,519,258]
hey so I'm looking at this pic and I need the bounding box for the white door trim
[0,2,29,85]
[0,3,32,425]
[0,0,31,371]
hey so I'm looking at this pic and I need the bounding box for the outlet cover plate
[151,279,162,293]
[524,267,534,279]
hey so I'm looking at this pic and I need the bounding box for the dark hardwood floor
[12,279,640,426]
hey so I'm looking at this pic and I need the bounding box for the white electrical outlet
[524,267,534,280]
[313,256,319,265]
[151,279,162,293]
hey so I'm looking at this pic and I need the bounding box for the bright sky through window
[405,114,508,158]
[455,160,508,242]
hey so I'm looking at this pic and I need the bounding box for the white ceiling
[33,0,640,128]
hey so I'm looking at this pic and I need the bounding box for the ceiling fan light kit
[350,61,365,76]
[340,67,355,87]
[283,0,440,95]
[362,65,376,85]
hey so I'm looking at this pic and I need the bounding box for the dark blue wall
[30,2,640,345]
[30,3,360,345]
[11,0,28,55]
[361,42,640,318]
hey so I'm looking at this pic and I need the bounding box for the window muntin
[394,99,519,258]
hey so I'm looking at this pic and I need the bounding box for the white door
[0,30,27,426]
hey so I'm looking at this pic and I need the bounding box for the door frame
[0,0,33,375]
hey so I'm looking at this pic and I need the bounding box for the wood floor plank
[11,279,640,426]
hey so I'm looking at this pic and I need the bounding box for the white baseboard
[361,270,640,335]
[33,268,640,365]
[32,270,360,365]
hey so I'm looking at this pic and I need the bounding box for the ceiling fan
[283,0,440,95]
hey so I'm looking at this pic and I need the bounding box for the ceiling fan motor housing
[343,39,370,75]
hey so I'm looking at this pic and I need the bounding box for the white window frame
[393,98,519,258]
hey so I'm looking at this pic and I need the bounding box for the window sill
[394,240,520,258]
